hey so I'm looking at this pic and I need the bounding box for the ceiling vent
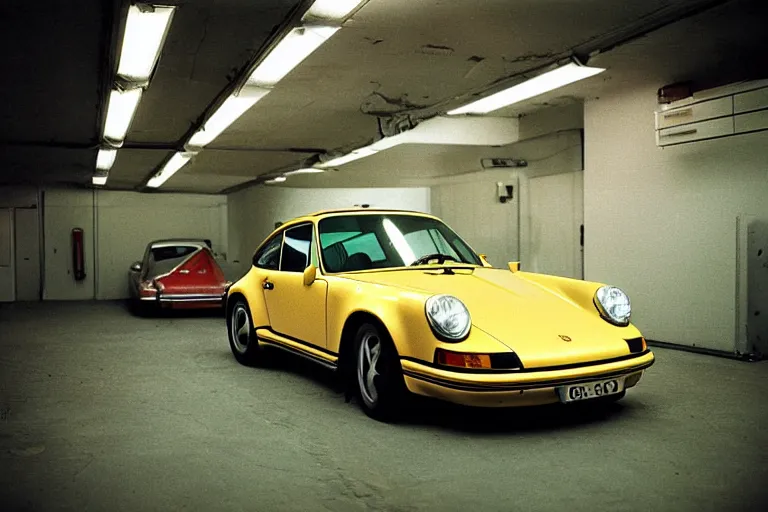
[481,158,527,169]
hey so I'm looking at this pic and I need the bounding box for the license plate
[557,378,624,403]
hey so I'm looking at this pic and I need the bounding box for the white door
[0,209,14,302]
[15,208,41,301]
[527,171,584,279]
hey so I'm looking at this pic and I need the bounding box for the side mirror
[507,261,520,273]
[303,264,317,286]
[478,254,493,268]
[130,262,142,272]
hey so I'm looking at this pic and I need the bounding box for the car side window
[253,234,283,270]
[281,224,313,272]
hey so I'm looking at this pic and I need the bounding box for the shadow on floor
[123,300,226,319]
[246,343,633,434]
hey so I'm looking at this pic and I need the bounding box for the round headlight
[595,286,631,326]
[425,295,471,341]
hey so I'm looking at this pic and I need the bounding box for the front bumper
[401,350,655,407]
[140,293,226,308]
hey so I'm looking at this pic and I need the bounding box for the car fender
[227,268,270,328]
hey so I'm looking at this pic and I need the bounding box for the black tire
[227,298,261,366]
[353,322,407,421]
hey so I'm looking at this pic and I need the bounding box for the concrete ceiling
[1,0,766,193]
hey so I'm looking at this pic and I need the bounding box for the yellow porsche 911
[225,208,654,420]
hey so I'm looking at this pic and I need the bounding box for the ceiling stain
[502,52,555,64]
[418,44,455,56]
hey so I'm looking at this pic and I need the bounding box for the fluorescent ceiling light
[265,176,287,184]
[117,5,175,82]
[103,88,143,144]
[284,168,325,175]
[447,62,605,115]
[96,149,117,171]
[146,152,196,188]
[304,0,366,21]
[92,175,108,186]
[317,146,378,168]
[186,88,270,149]
[246,25,339,87]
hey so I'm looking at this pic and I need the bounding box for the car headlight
[595,286,631,326]
[425,294,471,341]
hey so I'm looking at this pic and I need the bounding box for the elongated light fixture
[246,25,339,87]
[146,152,196,188]
[265,176,287,184]
[117,5,176,82]
[96,149,117,171]
[92,175,109,186]
[186,87,270,149]
[304,0,366,21]
[103,88,143,145]
[448,62,605,115]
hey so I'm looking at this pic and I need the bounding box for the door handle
[263,281,274,290]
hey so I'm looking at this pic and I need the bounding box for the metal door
[15,208,41,301]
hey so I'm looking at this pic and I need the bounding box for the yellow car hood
[344,267,633,367]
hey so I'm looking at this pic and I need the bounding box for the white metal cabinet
[656,117,734,146]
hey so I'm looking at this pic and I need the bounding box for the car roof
[301,207,436,220]
[148,239,208,248]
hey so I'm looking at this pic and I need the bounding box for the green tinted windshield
[318,214,481,272]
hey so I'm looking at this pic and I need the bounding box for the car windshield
[318,214,481,272]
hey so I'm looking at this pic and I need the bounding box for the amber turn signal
[435,349,492,369]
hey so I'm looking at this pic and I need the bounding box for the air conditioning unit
[481,158,527,169]
[655,79,768,147]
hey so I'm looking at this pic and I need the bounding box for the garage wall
[430,123,584,269]
[227,186,430,272]
[43,189,96,300]
[42,188,227,301]
[95,191,227,300]
[584,84,768,352]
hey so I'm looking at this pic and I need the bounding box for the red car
[129,239,230,311]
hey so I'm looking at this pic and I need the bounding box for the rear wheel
[354,323,406,421]
[228,299,260,366]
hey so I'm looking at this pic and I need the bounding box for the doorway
[15,207,41,301]
[526,171,584,279]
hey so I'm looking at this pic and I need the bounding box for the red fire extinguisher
[72,228,86,281]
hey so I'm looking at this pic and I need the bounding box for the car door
[263,223,327,349]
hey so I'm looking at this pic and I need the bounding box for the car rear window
[151,246,199,262]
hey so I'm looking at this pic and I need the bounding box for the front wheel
[354,323,406,421]
[228,299,260,366]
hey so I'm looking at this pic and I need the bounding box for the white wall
[431,173,520,267]
[584,84,768,352]
[41,188,227,301]
[526,171,584,278]
[227,186,430,272]
[430,127,584,269]
[43,189,96,300]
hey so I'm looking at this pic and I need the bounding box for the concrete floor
[0,301,766,512]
